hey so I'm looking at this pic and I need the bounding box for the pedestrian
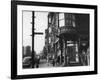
[36,55,40,68]
[87,47,90,65]
[47,56,49,66]
[57,56,60,65]
[52,55,55,66]
[81,50,87,66]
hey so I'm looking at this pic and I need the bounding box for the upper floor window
[49,27,52,33]
[48,17,51,23]
[59,13,65,27]
[65,13,76,27]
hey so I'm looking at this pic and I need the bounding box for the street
[39,59,53,68]
[37,58,83,68]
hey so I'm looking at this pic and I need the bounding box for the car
[23,56,32,68]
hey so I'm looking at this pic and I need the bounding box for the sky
[34,12,48,54]
[23,11,48,54]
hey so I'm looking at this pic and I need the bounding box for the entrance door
[67,44,76,63]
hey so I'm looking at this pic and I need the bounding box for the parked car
[23,56,31,68]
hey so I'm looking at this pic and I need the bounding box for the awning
[59,26,79,41]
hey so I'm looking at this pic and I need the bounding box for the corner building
[47,12,89,66]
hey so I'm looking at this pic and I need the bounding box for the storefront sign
[60,26,76,34]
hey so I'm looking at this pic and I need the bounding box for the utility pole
[31,11,43,68]
[32,11,35,68]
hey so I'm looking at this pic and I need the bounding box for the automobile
[23,56,32,68]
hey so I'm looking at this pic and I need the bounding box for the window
[55,14,59,27]
[49,37,51,43]
[49,27,52,33]
[49,17,51,23]
[72,21,75,27]
[65,13,76,27]
[59,13,65,27]
[59,19,65,27]
[59,13,64,20]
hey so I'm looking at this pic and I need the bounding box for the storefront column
[59,38,63,65]
[55,43,57,63]
[63,39,67,66]
[75,42,79,63]
[66,40,69,66]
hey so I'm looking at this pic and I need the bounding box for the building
[58,13,79,66]
[25,46,32,57]
[75,14,89,53]
[45,12,79,66]
[47,12,59,59]
[43,29,49,57]
[45,12,89,66]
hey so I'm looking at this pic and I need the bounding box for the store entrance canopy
[59,26,79,41]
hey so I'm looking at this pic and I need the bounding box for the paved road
[38,59,83,68]
[39,59,53,68]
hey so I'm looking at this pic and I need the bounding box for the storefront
[59,26,79,66]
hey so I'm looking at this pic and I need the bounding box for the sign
[60,26,76,34]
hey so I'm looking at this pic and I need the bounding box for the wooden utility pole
[32,11,35,68]
[31,11,43,68]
